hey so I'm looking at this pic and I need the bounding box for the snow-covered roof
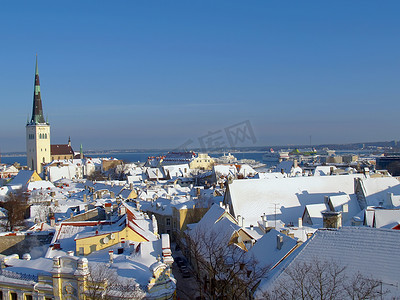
[9,170,37,187]
[247,229,298,271]
[226,175,363,227]
[146,168,165,180]
[313,165,336,176]
[213,164,237,177]
[27,180,55,191]
[304,203,327,226]
[372,209,400,228]
[361,177,400,207]
[256,227,400,297]
[194,203,231,228]
[255,172,285,180]
[237,164,256,176]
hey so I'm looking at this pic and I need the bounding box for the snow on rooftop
[248,229,298,270]
[227,175,363,227]
[257,227,400,298]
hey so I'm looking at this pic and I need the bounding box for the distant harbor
[1,151,269,167]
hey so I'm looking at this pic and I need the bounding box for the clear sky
[1,1,399,152]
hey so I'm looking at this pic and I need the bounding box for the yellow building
[0,250,176,300]
[0,202,176,299]
[189,153,215,170]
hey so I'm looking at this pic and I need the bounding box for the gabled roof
[51,144,74,156]
[226,175,362,227]
[9,170,41,187]
[247,229,298,271]
[195,204,235,229]
[359,177,400,207]
[303,203,327,226]
[372,209,400,228]
[257,227,400,298]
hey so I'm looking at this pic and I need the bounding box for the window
[25,294,33,300]
[166,218,171,226]
[10,292,17,300]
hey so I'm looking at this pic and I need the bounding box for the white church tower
[26,56,51,174]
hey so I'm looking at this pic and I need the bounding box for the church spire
[30,55,46,124]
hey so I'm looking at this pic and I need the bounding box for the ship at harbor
[262,148,290,162]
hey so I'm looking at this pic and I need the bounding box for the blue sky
[1,1,399,152]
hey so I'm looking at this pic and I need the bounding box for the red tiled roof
[51,144,74,156]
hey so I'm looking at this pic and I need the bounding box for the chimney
[277,235,283,250]
[50,217,55,227]
[22,253,31,261]
[130,183,133,190]
[322,211,342,229]
[83,194,87,202]
[298,217,302,228]
[342,203,348,222]
[324,196,329,205]
[281,168,284,175]
[109,250,114,264]
[262,213,267,228]
[293,159,298,168]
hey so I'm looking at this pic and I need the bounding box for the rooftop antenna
[271,203,280,229]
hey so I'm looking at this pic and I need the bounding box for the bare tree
[185,224,270,300]
[263,259,387,300]
[344,273,384,300]
[1,190,29,231]
[87,170,107,181]
[85,263,144,300]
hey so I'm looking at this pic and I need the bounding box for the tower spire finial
[35,54,39,76]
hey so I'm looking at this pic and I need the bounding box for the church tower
[26,55,51,174]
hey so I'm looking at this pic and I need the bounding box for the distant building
[26,56,51,174]
[376,155,400,176]
[189,153,215,170]
[50,137,74,161]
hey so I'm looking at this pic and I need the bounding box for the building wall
[172,206,209,240]
[26,124,51,174]
[75,226,148,255]
[0,234,51,256]
[189,154,215,170]
[51,154,74,161]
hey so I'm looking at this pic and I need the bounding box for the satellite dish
[103,237,109,244]
[237,236,243,243]
[110,233,116,240]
